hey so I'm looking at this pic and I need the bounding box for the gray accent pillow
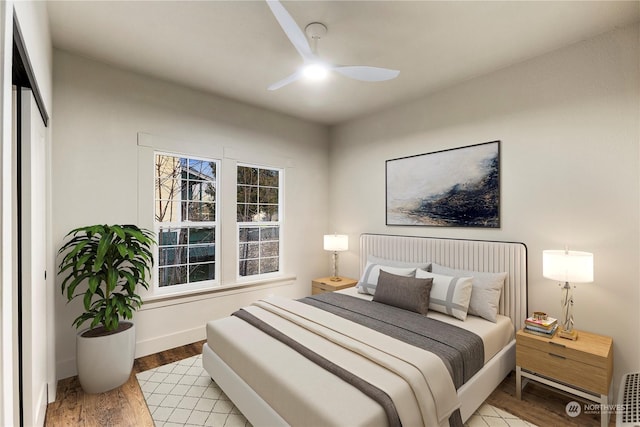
[372,270,433,315]
[367,255,432,271]
[432,263,507,323]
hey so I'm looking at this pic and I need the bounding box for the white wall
[52,50,330,379]
[330,24,639,396]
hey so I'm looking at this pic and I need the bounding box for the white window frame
[236,163,283,281]
[153,151,220,295]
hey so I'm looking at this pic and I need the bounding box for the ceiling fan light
[302,63,329,81]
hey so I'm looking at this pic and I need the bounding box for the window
[237,165,282,278]
[155,154,218,289]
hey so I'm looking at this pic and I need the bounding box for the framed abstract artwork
[386,140,500,227]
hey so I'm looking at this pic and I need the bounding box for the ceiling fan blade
[268,71,303,91]
[266,0,314,62]
[333,66,400,82]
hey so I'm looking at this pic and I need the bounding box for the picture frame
[386,140,500,227]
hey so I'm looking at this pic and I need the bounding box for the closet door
[19,88,48,427]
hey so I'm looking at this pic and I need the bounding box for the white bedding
[251,297,458,425]
[205,290,514,427]
[206,317,393,426]
[338,286,515,364]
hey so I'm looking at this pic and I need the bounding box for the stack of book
[524,316,558,337]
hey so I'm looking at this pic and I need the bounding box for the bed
[202,234,527,426]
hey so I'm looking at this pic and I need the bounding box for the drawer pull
[549,341,566,348]
[549,353,566,359]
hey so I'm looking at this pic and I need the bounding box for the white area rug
[136,355,250,427]
[137,355,537,427]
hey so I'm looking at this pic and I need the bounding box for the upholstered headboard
[359,234,528,331]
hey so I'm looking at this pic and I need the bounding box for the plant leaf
[93,230,112,272]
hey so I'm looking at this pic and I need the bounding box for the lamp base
[558,328,578,340]
[329,276,342,282]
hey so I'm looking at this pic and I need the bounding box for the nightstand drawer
[517,332,610,370]
[516,345,609,394]
[313,281,339,293]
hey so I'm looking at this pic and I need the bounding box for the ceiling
[47,1,639,125]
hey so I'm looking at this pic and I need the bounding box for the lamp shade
[324,234,348,252]
[542,250,594,283]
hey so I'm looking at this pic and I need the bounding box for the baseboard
[56,326,206,381]
[135,326,205,358]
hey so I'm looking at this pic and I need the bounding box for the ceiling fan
[265,0,400,91]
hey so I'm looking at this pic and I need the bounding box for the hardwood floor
[45,341,615,427]
[488,371,616,427]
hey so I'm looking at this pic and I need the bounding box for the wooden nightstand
[311,277,357,295]
[516,329,613,427]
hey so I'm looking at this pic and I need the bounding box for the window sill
[139,274,297,311]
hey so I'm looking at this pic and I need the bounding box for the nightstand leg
[516,366,522,400]
[600,394,609,427]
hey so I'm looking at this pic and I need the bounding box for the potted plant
[58,224,155,394]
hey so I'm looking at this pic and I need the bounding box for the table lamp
[323,234,348,281]
[542,249,594,340]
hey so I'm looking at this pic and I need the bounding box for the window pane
[260,241,279,258]
[237,185,257,204]
[156,199,181,223]
[237,203,258,222]
[237,166,258,185]
[259,169,279,187]
[259,187,278,203]
[239,227,260,242]
[239,242,259,259]
[158,228,188,246]
[155,155,183,181]
[189,228,215,244]
[258,205,278,222]
[159,266,187,287]
[159,247,187,267]
[189,245,215,263]
[260,226,279,241]
[260,257,279,274]
[187,181,216,202]
[189,263,215,282]
[155,178,181,201]
[239,259,259,277]
[187,159,215,181]
[186,201,215,221]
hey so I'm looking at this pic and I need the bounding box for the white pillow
[415,270,473,320]
[356,262,416,295]
[432,263,507,322]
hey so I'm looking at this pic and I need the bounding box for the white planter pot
[76,321,136,394]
